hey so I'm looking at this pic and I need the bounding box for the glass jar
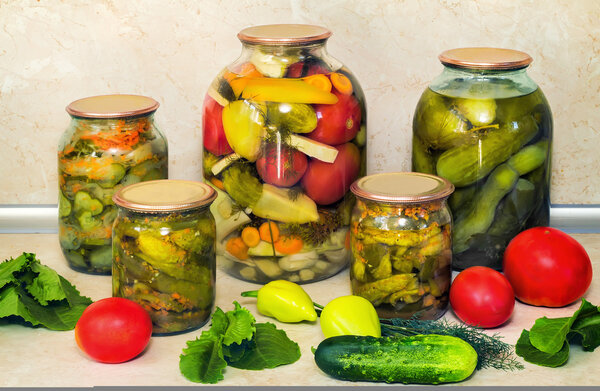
[58,94,168,274]
[349,173,454,320]
[412,48,552,270]
[202,24,367,284]
[112,180,217,335]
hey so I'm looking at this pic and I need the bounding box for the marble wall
[1,0,599,204]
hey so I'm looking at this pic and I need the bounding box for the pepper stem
[313,302,324,310]
[240,290,259,298]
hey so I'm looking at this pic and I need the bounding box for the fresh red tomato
[301,142,360,205]
[450,266,515,328]
[308,91,361,146]
[203,95,233,156]
[75,297,153,363]
[256,144,308,187]
[503,227,592,307]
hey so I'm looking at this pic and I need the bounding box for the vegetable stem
[240,290,259,298]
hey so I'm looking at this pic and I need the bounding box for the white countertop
[1,233,599,387]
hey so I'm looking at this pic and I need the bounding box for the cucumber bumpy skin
[314,334,478,384]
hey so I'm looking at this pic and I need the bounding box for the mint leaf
[516,329,570,367]
[227,322,301,370]
[0,253,34,289]
[223,301,255,346]
[180,332,228,384]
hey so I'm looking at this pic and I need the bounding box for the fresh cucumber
[314,334,477,384]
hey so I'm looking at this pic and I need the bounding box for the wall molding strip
[0,204,599,234]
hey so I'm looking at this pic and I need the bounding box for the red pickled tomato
[308,91,361,146]
[256,144,308,187]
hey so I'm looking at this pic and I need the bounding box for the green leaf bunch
[0,252,92,330]
[516,299,600,367]
[179,301,301,384]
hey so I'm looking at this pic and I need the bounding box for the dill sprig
[379,318,524,371]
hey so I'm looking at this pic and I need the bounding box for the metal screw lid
[238,24,332,45]
[113,180,217,213]
[66,94,159,118]
[350,172,454,204]
[439,47,533,70]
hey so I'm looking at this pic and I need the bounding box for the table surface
[1,233,598,387]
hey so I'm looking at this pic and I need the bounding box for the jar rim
[66,94,159,118]
[439,47,533,70]
[238,24,332,45]
[351,172,454,204]
[113,180,217,213]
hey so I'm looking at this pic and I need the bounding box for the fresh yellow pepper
[320,295,381,338]
[229,77,339,104]
[241,280,317,323]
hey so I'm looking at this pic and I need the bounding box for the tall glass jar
[203,24,367,284]
[349,173,454,320]
[112,180,217,335]
[412,48,552,270]
[58,95,168,274]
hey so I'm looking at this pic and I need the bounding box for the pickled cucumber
[436,114,538,187]
[453,164,519,253]
[413,90,471,150]
[266,102,317,133]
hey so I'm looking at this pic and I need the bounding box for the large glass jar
[58,95,168,274]
[202,24,367,284]
[112,180,217,335]
[349,173,454,320]
[412,48,552,270]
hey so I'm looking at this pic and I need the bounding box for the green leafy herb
[227,323,302,370]
[380,318,524,371]
[0,253,92,330]
[516,299,600,367]
[515,330,570,367]
[179,301,301,384]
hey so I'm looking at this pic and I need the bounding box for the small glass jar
[58,94,168,274]
[203,24,367,284]
[349,173,454,320]
[412,48,552,270]
[112,180,217,335]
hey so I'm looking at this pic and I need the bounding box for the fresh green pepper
[320,295,381,338]
[241,280,317,323]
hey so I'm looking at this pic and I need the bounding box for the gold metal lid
[66,94,159,118]
[351,172,454,204]
[439,47,533,70]
[113,180,217,212]
[238,24,332,45]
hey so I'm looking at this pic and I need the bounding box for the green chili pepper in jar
[320,295,381,338]
[241,280,317,323]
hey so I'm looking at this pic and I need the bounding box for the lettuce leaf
[0,253,92,330]
[180,302,300,384]
[227,322,301,370]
